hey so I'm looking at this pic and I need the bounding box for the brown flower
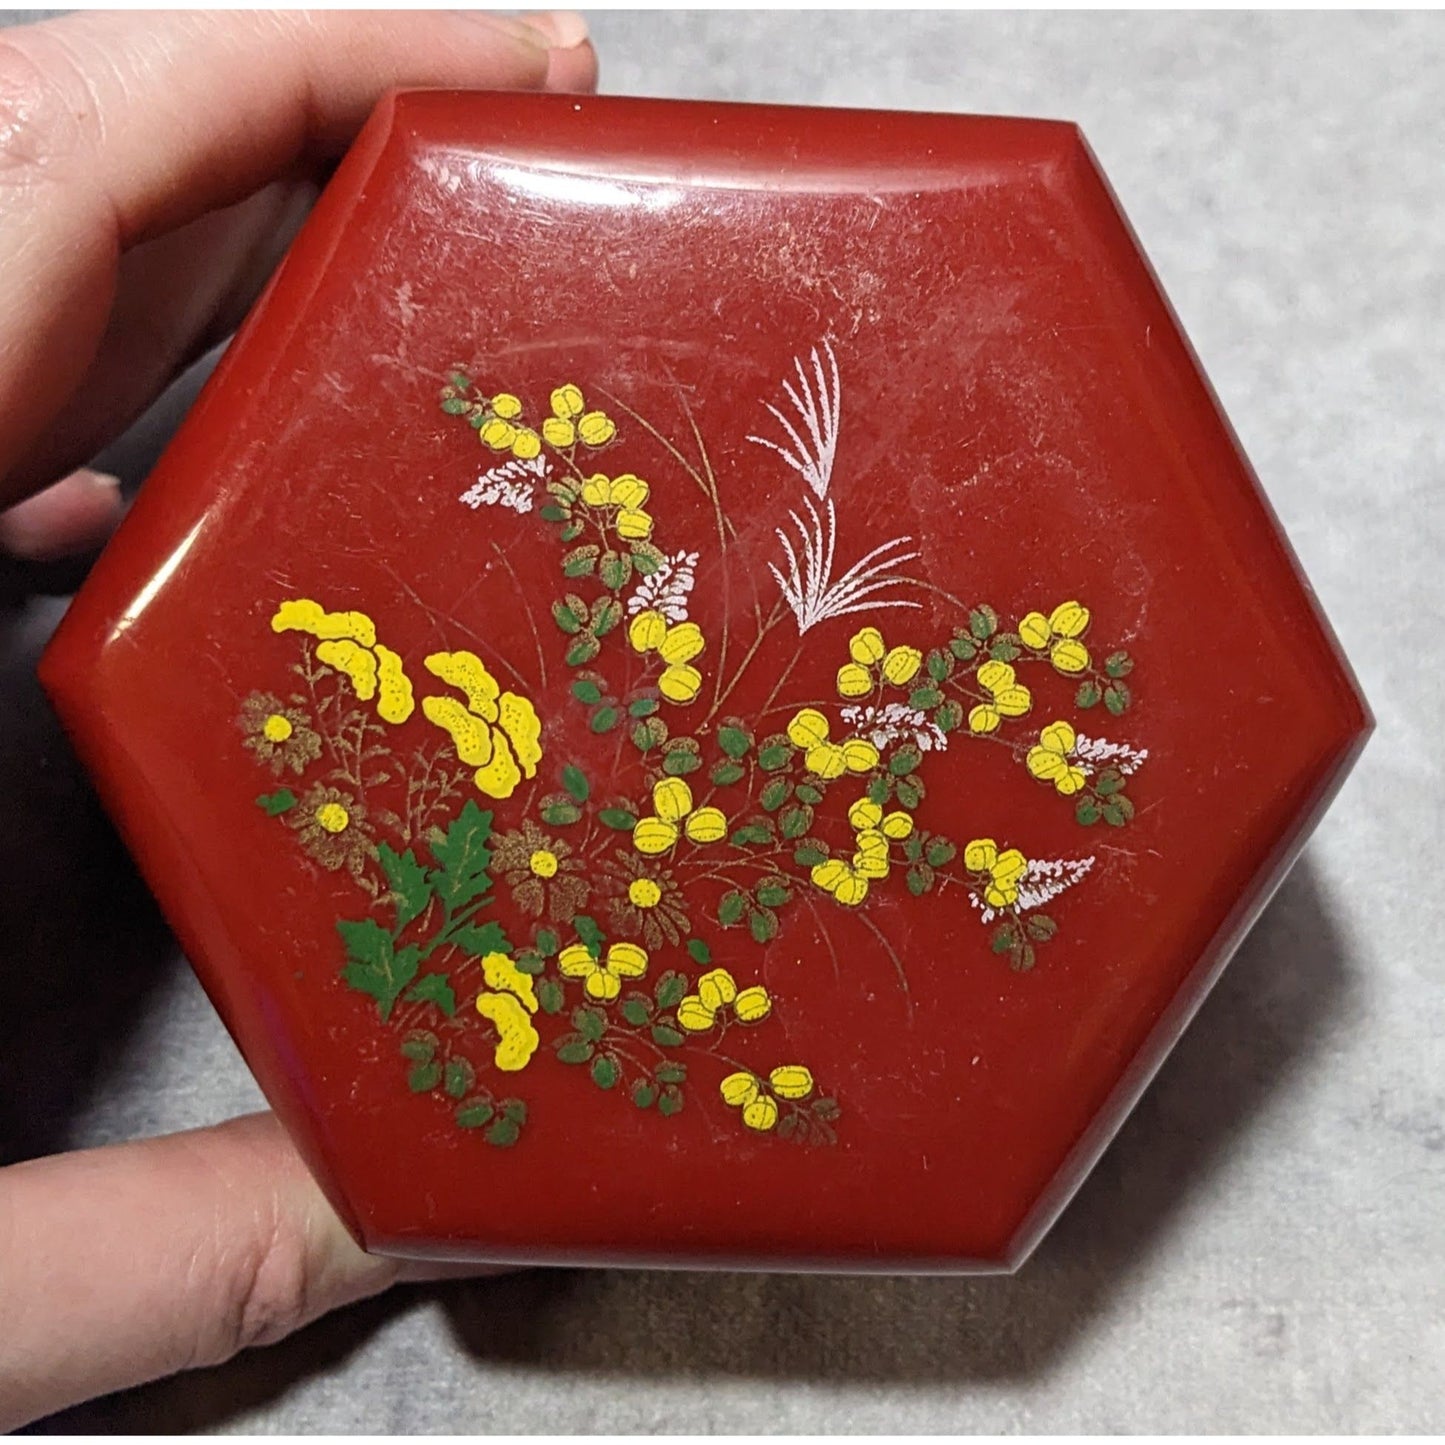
[599,850,690,950]
[240,691,322,777]
[492,821,590,922]
[288,784,376,881]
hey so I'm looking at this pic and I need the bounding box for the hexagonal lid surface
[41,91,1369,1271]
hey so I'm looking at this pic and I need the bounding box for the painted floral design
[234,342,1148,1149]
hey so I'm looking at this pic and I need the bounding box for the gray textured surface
[3,7,1443,1434]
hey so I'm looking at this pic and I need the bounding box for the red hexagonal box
[39,91,1370,1271]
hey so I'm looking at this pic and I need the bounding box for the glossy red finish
[40,92,1369,1272]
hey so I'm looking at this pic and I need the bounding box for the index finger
[0,7,595,494]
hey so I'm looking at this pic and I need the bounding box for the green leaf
[686,938,712,965]
[778,805,812,839]
[718,725,751,759]
[552,598,584,634]
[591,1055,620,1090]
[657,1086,684,1117]
[925,838,956,867]
[563,548,598,578]
[514,951,545,975]
[1102,800,1128,827]
[632,717,667,752]
[591,597,623,637]
[338,919,421,1022]
[950,634,979,660]
[758,743,791,771]
[1011,942,1037,973]
[440,396,469,415]
[760,778,791,812]
[926,649,952,682]
[621,997,652,1026]
[748,907,778,944]
[571,679,603,705]
[904,836,923,862]
[711,760,746,787]
[867,775,891,806]
[631,1081,657,1109]
[559,518,585,543]
[599,808,638,832]
[539,504,567,523]
[1076,680,1103,709]
[599,551,632,590]
[1104,681,1132,716]
[408,1060,442,1093]
[429,800,494,911]
[909,686,942,710]
[730,823,773,847]
[795,784,824,806]
[663,749,702,775]
[537,978,565,1014]
[573,914,605,955]
[565,633,601,667]
[444,1058,475,1099]
[539,801,583,826]
[990,925,1017,955]
[590,706,620,733]
[755,879,790,908]
[501,1098,528,1125]
[1075,798,1102,826]
[651,1023,685,1048]
[450,920,510,959]
[556,1038,595,1065]
[535,928,559,958]
[255,788,297,817]
[378,844,432,931]
[628,696,659,718]
[969,604,998,640]
[654,1061,687,1084]
[654,971,687,1009]
[793,843,828,867]
[717,891,747,927]
[455,1098,495,1129]
[574,1006,606,1043]
[447,371,472,390]
[630,549,661,575]
[895,778,923,810]
[1105,650,1134,678]
[905,864,933,897]
[1025,913,1058,941]
[934,699,964,733]
[562,764,590,803]
[989,637,1022,663]
[889,746,922,777]
[399,1032,437,1063]
[485,1117,521,1148]
[1094,769,1125,796]
[405,973,457,1017]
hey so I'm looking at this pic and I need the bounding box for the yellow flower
[1018,600,1093,675]
[852,828,890,880]
[511,428,542,460]
[632,777,726,854]
[550,383,584,420]
[273,599,413,724]
[542,416,575,447]
[479,418,517,451]
[675,969,771,1030]
[422,651,543,799]
[963,838,1029,909]
[629,611,705,705]
[558,939,649,1001]
[718,1066,815,1131]
[480,950,538,1015]
[490,393,523,420]
[628,877,662,909]
[849,626,886,665]
[315,801,349,833]
[577,411,616,447]
[810,857,870,906]
[1026,720,1088,796]
[262,713,293,743]
[786,709,880,779]
[579,472,651,538]
[530,849,559,878]
[967,659,1033,734]
[836,662,872,698]
[475,992,539,1072]
[881,645,922,686]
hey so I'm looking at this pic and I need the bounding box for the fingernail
[518,10,590,49]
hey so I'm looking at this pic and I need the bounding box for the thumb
[0,1112,474,1430]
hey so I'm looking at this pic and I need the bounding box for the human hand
[0,9,595,1428]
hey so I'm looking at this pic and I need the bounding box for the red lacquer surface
[40,92,1370,1271]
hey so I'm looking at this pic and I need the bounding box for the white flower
[839,703,947,754]
[459,455,549,514]
[970,856,1095,923]
[1072,734,1149,776]
[627,549,699,622]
